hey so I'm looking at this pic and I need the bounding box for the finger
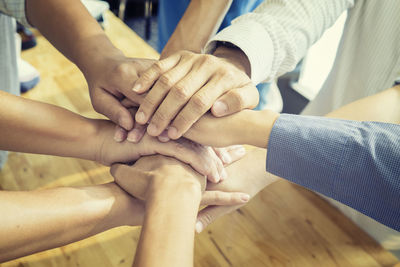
[114,125,128,142]
[121,98,139,108]
[213,147,231,165]
[211,84,259,117]
[209,147,226,182]
[200,191,249,206]
[147,67,213,137]
[224,145,247,165]
[127,123,147,143]
[110,164,150,200]
[135,60,193,126]
[150,138,221,182]
[91,88,134,130]
[157,130,170,143]
[132,53,181,94]
[195,205,242,233]
[167,77,228,139]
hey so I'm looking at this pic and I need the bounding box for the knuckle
[175,112,193,128]
[113,63,131,77]
[172,83,190,101]
[221,68,237,81]
[158,74,175,88]
[152,110,170,124]
[174,142,187,152]
[201,54,215,65]
[190,94,209,112]
[141,96,157,109]
[152,61,164,73]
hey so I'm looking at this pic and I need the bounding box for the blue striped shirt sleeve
[266,114,400,231]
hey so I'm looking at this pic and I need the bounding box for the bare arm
[184,85,400,148]
[0,183,143,262]
[0,90,226,180]
[160,0,232,58]
[131,156,204,267]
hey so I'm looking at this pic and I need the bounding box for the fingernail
[127,129,140,143]
[221,153,232,164]
[114,129,124,142]
[213,101,228,116]
[132,83,142,92]
[168,126,179,139]
[147,123,158,136]
[158,130,170,142]
[241,194,250,202]
[136,111,146,124]
[220,168,228,181]
[195,221,203,233]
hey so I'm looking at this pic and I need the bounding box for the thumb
[196,204,242,233]
[110,163,150,200]
[211,84,259,117]
[91,88,134,131]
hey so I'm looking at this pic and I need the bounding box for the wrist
[73,34,124,79]
[238,110,279,148]
[213,45,251,77]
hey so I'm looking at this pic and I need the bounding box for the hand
[111,155,251,207]
[132,48,259,140]
[93,119,228,182]
[195,148,279,233]
[82,53,155,140]
[183,109,280,148]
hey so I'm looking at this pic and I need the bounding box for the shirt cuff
[204,19,274,85]
[266,114,349,199]
[1,0,32,27]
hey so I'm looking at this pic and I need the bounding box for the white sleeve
[0,0,31,27]
[204,0,354,84]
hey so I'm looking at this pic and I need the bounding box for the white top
[205,0,400,249]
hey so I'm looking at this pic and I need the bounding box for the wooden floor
[0,12,398,267]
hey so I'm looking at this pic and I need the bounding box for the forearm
[25,0,123,76]
[161,0,232,58]
[134,185,200,267]
[0,183,143,262]
[326,85,400,123]
[0,91,101,161]
[132,161,202,267]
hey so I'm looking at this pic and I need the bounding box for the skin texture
[0,90,226,181]
[111,154,274,267]
[195,85,400,231]
[131,48,256,142]
[0,183,144,263]
[131,156,203,267]
[25,0,155,136]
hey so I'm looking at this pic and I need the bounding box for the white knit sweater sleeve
[205,0,354,84]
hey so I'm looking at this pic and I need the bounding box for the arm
[160,0,232,58]
[0,90,225,181]
[131,156,204,267]
[0,183,143,262]
[204,0,354,84]
[186,86,400,231]
[24,0,156,133]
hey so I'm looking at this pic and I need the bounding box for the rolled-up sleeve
[266,114,400,231]
[0,0,31,27]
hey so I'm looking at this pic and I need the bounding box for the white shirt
[205,0,400,249]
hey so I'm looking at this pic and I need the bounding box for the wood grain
[0,11,398,267]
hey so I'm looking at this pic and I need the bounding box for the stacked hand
[109,48,259,143]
